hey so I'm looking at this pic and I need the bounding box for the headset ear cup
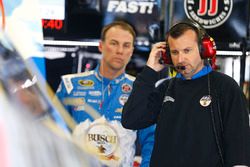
[163,32,173,65]
[161,45,172,65]
[201,36,216,59]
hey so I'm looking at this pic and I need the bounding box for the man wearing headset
[122,19,250,167]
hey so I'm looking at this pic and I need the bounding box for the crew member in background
[122,20,250,167]
[56,21,155,167]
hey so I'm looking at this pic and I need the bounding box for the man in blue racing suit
[56,21,155,167]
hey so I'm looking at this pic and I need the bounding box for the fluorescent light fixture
[216,50,243,56]
[42,40,99,46]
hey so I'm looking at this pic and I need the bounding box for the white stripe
[42,40,99,46]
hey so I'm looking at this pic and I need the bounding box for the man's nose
[177,54,184,63]
[116,45,124,53]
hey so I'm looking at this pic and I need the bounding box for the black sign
[166,0,249,50]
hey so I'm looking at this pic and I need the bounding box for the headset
[160,19,217,67]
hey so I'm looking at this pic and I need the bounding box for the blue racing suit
[56,65,155,167]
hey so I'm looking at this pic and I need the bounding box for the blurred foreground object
[0,0,46,77]
[0,84,101,167]
[0,34,71,130]
[0,35,101,167]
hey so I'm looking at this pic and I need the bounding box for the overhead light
[41,40,99,46]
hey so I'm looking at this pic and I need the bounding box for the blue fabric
[29,57,46,78]
[176,65,212,80]
[139,125,156,167]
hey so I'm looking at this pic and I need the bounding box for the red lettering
[54,20,63,30]
[197,0,218,16]
[197,0,207,16]
[46,20,55,29]
[208,0,218,16]
[42,19,64,31]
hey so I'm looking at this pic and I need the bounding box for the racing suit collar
[94,64,126,84]
[176,64,212,80]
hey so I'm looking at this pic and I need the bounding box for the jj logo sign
[184,0,233,29]
[197,0,218,16]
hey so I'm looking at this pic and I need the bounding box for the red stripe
[197,0,207,16]
[0,0,6,30]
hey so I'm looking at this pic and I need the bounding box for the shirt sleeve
[122,66,166,129]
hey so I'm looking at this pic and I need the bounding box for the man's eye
[110,42,117,45]
[124,44,132,48]
[171,50,178,55]
[183,48,191,54]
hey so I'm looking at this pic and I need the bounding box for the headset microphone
[159,53,186,70]
[175,66,186,70]
[159,60,186,71]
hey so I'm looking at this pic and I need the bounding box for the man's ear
[98,41,102,52]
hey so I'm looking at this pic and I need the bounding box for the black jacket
[122,66,250,167]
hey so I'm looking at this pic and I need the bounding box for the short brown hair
[100,21,136,44]
[166,20,206,44]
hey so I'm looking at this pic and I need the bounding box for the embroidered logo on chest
[200,95,212,107]
[163,96,175,103]
[78,80,94,87]
[119,94,129,106]
[121,83,132,93]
